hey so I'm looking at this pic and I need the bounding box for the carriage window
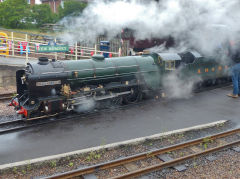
[165,61,176,70]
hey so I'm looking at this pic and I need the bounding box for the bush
[32,4,58,27]
[58,0,87,19]
[0,0,32,28]
[0,0,87,29]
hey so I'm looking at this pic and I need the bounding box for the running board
[93,91,131,101]
[72,91,131,105]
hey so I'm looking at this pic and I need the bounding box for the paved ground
[0,85,239,165]
[0,56,37,66]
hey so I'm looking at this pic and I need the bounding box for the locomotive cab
[157,53,182,71]
[16,69,28,96]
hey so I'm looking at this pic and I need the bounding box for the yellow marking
[197,69,201,74]
[74,71,78,78]
[211,67,215,72]
[205,68,209,72]
[218,66,222,71]
[83,87,90,92]
[161,93,166,98]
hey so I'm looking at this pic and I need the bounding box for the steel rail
[112,139,240,179]
[0,118,57,135]
[0,100,146,135]
[0,119,23,127]
[0,84,232,135]
[42,128,240,179]
[0,93,16,102]
[0,119,25,135]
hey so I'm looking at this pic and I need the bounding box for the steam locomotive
[9,52,230,120]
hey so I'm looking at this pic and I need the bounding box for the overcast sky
[35,0,41,4]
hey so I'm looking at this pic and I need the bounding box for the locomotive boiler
[9,52,230,120]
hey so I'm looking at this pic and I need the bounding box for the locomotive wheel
[123,88,142,104]
[211,79,217,85]
[194,82,203,90]
[142,91,156,100]
[205,79,213,86]
[216,78,223,84]
[111,96,123,106]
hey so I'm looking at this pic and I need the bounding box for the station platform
[0,56,37,67]
[0,85,239,165]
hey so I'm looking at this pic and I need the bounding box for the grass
[50,160,57,168]
[68,162,74,167]
[0,28,56,41]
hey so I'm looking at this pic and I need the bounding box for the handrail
[0,30,124,62]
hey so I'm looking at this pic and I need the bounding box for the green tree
[58,0,87,19]
[32,4,57,27]
[0,0,32,28]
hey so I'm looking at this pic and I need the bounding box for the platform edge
[0,120,227,170]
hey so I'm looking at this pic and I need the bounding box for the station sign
[36,41,69,53]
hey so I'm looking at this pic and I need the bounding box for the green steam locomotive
[9,51,230,120]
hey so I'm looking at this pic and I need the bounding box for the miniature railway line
[0,83,232,135]
[0,92,16,102]
[43,128,240,179]
[0,116,58,135]
[0,100,147,135]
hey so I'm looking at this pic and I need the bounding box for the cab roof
[157,53,181,61]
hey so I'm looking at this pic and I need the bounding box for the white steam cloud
[162,67,202,99]
[74,98,95,113]
[59,0,240,56]
[59,0,239,99]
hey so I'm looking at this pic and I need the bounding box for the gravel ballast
[148,148,240,179]
[0,86,17,121]
[0,121,238,178]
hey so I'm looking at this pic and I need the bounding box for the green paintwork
[134,55,161,90]
[62,55,160,90]
[60,52,230,91]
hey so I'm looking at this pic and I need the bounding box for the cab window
[165,61,175,70]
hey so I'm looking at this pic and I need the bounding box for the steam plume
[74,98,95,113]
[162,67,202,99]
[59,0,240,56]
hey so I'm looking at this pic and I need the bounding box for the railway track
[42,128,240,179]
[0,100,146,135]
[0,92,16,102]
[0,83,232,135]
[0,116,59,135]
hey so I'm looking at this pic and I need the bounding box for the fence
[0,29,129,65]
